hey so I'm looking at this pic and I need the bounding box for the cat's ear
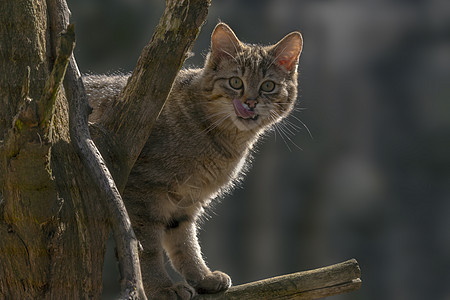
[270,32,303,72]
[210,23,242,62]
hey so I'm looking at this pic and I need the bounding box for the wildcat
[85,23,303,299]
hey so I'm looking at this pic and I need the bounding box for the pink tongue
[233,99,255,119]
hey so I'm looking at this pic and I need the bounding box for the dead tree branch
[61,29,147,300]
[96,0,211,189]
[194,259,362,300]
[46,1,146,298]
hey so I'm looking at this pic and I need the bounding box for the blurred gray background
[66,0,450,299]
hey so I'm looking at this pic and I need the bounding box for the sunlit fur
[85,23,302,299]
[201,45,298,133]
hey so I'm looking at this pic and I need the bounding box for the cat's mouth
[233,99,258,120]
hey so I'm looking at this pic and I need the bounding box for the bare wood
[47,0,148,297]
[194,259,362,300]
[62,28,147,300]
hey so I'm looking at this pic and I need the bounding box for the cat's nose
[245,99,258,109]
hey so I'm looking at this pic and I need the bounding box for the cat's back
[84,69,201,123]
[84,74,129,123]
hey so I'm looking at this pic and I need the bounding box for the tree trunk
[0,1,110,298]
[0,0,209,298]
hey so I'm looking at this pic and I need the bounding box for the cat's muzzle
[233,98,258,120]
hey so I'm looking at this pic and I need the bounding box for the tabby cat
[85,23,303,299]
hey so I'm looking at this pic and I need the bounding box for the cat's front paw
[151,282,196,300]
[193,271,232,294]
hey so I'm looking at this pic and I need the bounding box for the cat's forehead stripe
[234,45,274,75]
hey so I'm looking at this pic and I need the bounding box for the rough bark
[0,0,210,298]
[0,1,109,298]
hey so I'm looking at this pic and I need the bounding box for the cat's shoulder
[175,68,203,87]
[83,73,129,90]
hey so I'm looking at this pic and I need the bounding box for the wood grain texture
[1,1,110,298]
[194,259,362,300]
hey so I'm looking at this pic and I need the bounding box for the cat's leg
[134,220,195,299]
[163,219,232,294]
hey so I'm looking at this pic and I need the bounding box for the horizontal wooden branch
[194,259,361,300]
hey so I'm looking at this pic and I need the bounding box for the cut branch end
[194,259,362,300]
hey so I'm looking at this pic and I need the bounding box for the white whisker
[279,124,303,151]
[269,110,303,151]
[269,103,313,140]
[270,111,292,151]
[275,123,293,152]
[272,102,307,113]
[201,111,229,122]
[284,118,302,132]
[202,112,232,134]
[281,122,296,136]
[290,114,313,139]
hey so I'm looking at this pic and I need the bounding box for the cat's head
[202,23,303,132]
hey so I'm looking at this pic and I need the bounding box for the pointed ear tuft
[210,23,242,62]
[270,32,303,71]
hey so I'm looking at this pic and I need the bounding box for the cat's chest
[168,151,246,206]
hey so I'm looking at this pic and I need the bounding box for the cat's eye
[229,77,243,90]
[260,80,275,92]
